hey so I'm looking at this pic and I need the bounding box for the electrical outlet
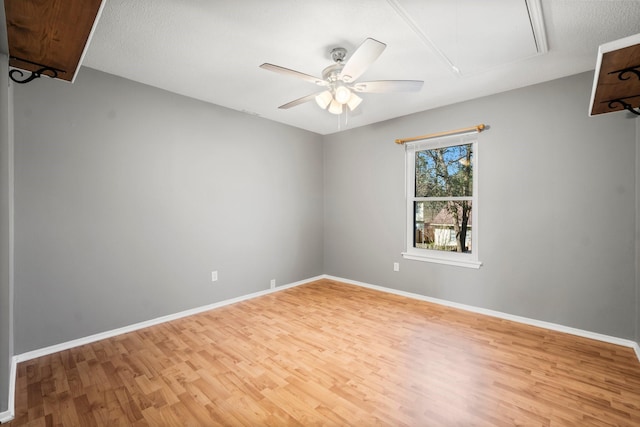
[393,262,400,272]
[270,279,276,289]
[211,271,218,282]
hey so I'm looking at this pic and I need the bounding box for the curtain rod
[394,124,486,145]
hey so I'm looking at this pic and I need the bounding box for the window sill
[401,252,482,269]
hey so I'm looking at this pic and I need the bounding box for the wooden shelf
[5,0,104,82]
[589,33,640,116]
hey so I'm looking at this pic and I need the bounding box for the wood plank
[5,0,103,81]
[5,279,640,425]
[591,41,640,115]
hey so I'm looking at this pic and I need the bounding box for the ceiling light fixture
[260,38,424,117]
[334,85,352,104]
[346,93,363,111]
[315,91,333,109]
[328,98,343,115]
[316,85,363,115]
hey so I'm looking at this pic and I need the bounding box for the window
[402,131,481,268]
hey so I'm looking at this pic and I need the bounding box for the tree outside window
[403,131,480,268]
[414,143,473,253]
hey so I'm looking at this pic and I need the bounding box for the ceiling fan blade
[260,63,326,86]
[352,80,424,93]
[339,38,386,82]
[278,92,324,109]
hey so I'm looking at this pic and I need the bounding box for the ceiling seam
[385,0,461,76]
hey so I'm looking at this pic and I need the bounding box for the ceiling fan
[260,38,424,115]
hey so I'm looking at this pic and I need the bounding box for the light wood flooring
[5,279,640,426]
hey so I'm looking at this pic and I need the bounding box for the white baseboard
[0,358,15,423]
[322,274,640,363]
[0,410,13,424]
[0,409,13,424]
[14,275,323,364]
[633,342,640,362]
[3,273,639,423]
[2,275,323,423]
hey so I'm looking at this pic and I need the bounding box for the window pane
[415,144,473,197]
[414,200,472,253]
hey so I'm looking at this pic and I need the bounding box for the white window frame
[402,131,481,269]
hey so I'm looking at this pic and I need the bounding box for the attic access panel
[589,33,640,116]
[393,0,546,75]
[5,0,104,82]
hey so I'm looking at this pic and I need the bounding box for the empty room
[1,0,640,425]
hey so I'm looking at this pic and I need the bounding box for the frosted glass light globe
[334,86,352,104]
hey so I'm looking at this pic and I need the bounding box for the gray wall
[13,67,324,354]
[324,71,637,339]
[0,54,13,413]
[7,67,640,362]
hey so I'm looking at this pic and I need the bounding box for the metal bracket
[606,97,640,115]
[9,66,59,84]
[608,65,640,82]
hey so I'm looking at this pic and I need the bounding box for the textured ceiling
[5,0,640,135]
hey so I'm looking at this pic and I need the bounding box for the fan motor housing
[322,64,344,82]
[330,47,347,63]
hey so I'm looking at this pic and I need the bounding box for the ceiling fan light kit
[260,38,424,116]
[328,99,344,115]
[315,91,333,109]
[346,92,363,110]
[334,85,351,104]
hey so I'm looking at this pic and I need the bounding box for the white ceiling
[16,1,640,134]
